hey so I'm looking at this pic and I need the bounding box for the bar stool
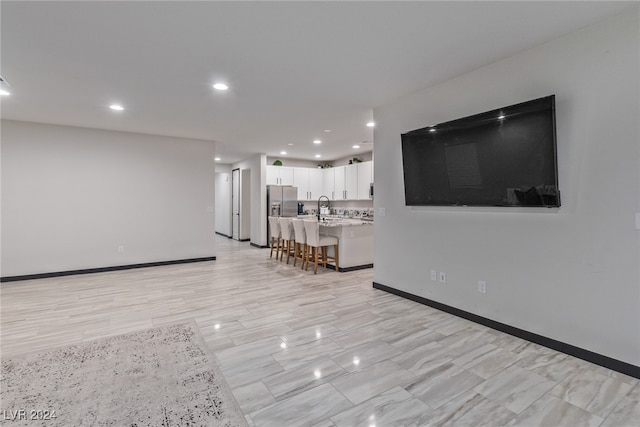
[279,217,295,264]
[303,220,339,274]
[268,216,282,259]
[291,218,307,269]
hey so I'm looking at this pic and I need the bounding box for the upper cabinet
[334,166,346,200]
[332,164,358,200]
[322,168,335,200]
[293,167,324,200]
[357,162,373,200]
[345,164,358,200]
[266,165,278,185]
[268,161,373,201]
[266,165,294,186]
[293,168,309,200]
[308,168,323,200]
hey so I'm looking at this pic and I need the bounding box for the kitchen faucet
[317,195,330,221]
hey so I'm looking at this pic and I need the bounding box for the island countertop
[297,215,373,226]
[318,219,373,227]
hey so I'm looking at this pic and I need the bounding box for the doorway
[240,169,251,241]
[232,168,240,240]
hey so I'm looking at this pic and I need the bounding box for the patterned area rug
[1,323,248,426]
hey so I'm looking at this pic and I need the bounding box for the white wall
[232,153,267,246]
[373,11,639,365]
[1,120,216,277]
[266,157,318,168]
[333,151,373,167]
[267,152,373,169]
[215,165,232,238]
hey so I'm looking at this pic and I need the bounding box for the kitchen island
[318,219,373,271]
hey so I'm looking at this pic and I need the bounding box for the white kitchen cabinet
[293,167,309,200]
[266,165,294,186]
[270,162,372,201]
[332,164,358,200]
[308,168,323,199]
[334,166,346,200]
[293,167,325,200]
[322,168,335,200]
[280,167,294,185]
[266,166,279,185]
[345,164,358,200]
[357,162,373,200]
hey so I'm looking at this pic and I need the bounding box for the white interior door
[232,168,240,240]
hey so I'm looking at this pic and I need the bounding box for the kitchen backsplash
[303,207,374,219]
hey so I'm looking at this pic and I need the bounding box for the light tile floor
[1,235,638,426]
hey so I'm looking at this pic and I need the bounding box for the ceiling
[0,1,634,164]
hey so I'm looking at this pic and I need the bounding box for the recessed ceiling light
[109,104,124,111]
[313,139,322,144]
[366,121,375,127]
[214,157,221,161]
[287,143,294,146]
[324,129,331,133]
[352,145,360,149]
[315,154,322,158]
[280,151,287,155]
[0,89,10,96]
[212,83,228,91]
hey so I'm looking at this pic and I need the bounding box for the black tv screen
[401,95,560,207]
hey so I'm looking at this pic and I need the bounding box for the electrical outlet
[117,245,125,253]
[379,207,386,217]
[439,272,446,283]
[430,270,437,281]
[478,280,487,294]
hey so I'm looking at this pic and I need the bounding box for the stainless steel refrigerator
[267,185,298,241]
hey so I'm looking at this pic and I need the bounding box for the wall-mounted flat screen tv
[401,95,560,207]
